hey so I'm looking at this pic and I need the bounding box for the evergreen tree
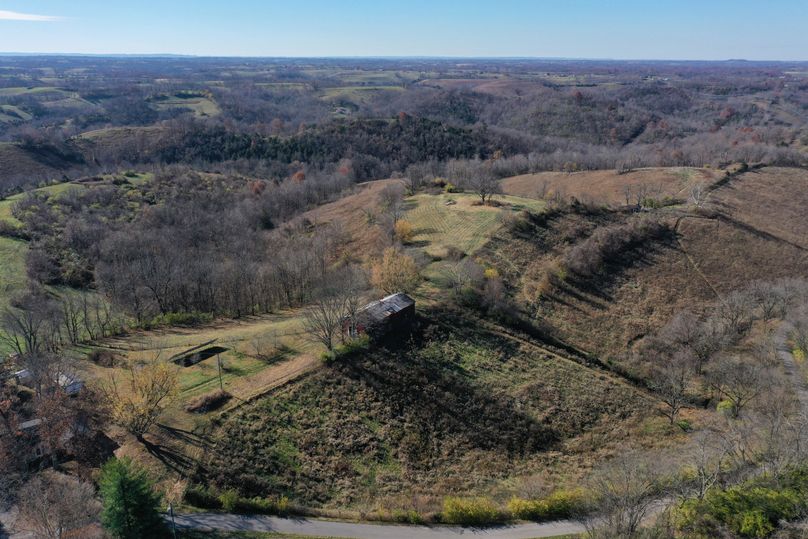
[99,457,167,539]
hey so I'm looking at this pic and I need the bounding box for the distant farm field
[151,92,221,117]
[0,104,32,124]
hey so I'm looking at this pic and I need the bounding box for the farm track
[776,322,808,419]
[219,353,321,413]
[672,214,724,303]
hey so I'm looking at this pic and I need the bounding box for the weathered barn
[347,293,415,339]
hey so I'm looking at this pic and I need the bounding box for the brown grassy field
[483,166,808,361]
[416,78,548,97]
[709,166,808,249]
[298,179,401,257]
[501,167,721,207]
[0,143,69,182]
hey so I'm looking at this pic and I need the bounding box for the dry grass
[483,166,808,361]
[710,166,808,249]
[501,167,720,207]
[676,215,808,295]
[0,143,68,183]
[299,179,401,258]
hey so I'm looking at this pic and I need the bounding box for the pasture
[0,104,32,124]
[0,237,27,330]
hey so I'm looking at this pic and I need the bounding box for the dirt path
[171,512,585,539]
[223,353,321,411]
[672,215,724,303]
[775,322,808,417]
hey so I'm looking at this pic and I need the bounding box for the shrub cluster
[674,467,808,538]
[184,485,290,516]
[441,497,506,526]
[506,489,586,521]
[564,218,669,278]
[144,311,214,329]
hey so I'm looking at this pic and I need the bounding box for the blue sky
[0,0,806,60]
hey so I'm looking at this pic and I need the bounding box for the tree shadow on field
[144,431,204,474]
[157,424,213,450]
[564,239,673,304]
[337,325,559,457]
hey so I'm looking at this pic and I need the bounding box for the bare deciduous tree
[715,291,754,336]
[1,291,62,356]
[649,349,693,425]
[15,471,101,539]
[582,452,670,538]
[707,355,772,418]
[678,428,725,501]
[303,285,350,352]
[688,181,706,207]
[467,168,502,205]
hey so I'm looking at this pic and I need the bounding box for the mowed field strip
[405,193,545,257]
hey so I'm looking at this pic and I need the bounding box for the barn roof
[359,293,415,323]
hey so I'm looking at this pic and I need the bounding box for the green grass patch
[151,92,220,117]
[0,86,67,97]
[0,181,86,227]
[0,237,27,333]
[405,193,544,259]
[0,104,32,123]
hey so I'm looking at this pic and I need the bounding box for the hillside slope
[484,166,808,361]
[204,313,661,510]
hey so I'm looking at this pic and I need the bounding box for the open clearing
[710,166,808,249]
[405,193,544,258]
[501,167,720,206]
[151,92,221,117]
[0,104,32,123]
[320,86,405,104]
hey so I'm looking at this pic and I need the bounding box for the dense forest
[1,57,806,196]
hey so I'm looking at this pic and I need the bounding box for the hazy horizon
[0,0,806,61]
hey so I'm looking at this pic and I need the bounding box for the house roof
[358,293,415,323]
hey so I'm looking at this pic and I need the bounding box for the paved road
[171,512,586,539]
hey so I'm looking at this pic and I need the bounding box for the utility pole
[217,353,224,391]
[169,502,177,539]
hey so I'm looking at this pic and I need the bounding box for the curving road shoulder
[171,512,585,539]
